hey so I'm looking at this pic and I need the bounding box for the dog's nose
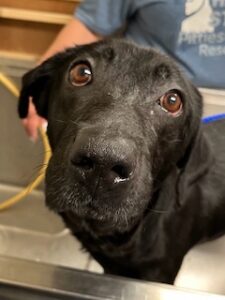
[71,135,135,185]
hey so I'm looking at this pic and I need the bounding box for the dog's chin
[69,209,140,235]
[46,193,141,234]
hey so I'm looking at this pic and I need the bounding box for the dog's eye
[69,63,92,86]
[159,91,182,115]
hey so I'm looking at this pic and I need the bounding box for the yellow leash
[0,73,51,211]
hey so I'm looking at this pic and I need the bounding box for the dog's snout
[71,134,135,185]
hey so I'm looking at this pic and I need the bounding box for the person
[23,0,225,140]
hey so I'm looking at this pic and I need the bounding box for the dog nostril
[72,155,94,170]
[111,164,131,183]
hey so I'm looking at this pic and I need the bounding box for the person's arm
[23,17,101,141]
[39,17,101,63]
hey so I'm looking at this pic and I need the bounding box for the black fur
[18,39,225,284]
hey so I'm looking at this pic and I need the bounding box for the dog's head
[19,40,202,234]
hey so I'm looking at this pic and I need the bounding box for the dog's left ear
[177,81,203,169]
[188,81,203,134]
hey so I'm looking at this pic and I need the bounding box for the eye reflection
[158,91,183,115]
[69,63,92,86]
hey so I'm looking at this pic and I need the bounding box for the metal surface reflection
[0,256,224,300]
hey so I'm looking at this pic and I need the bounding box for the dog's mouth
[45,171,150,233]
[62,208,142,237]
[46,180,129,216]
[46,187,141,233]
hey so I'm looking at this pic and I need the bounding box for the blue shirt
[75,0,225,89]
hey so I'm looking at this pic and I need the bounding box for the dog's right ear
[18,46,74,119]
[18,59,55,119]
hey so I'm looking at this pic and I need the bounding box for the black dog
[18,39,225,284]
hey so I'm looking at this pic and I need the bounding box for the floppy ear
[187,81,203,134]
[177,81,203,169]
[18,47,75,119]
[18,60,54,119]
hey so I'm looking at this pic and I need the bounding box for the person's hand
[22,98,47,142]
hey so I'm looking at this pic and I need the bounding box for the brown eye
[159,91,182,115]
[69,63,92,86]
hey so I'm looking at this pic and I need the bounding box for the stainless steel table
[0,256,224,300]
